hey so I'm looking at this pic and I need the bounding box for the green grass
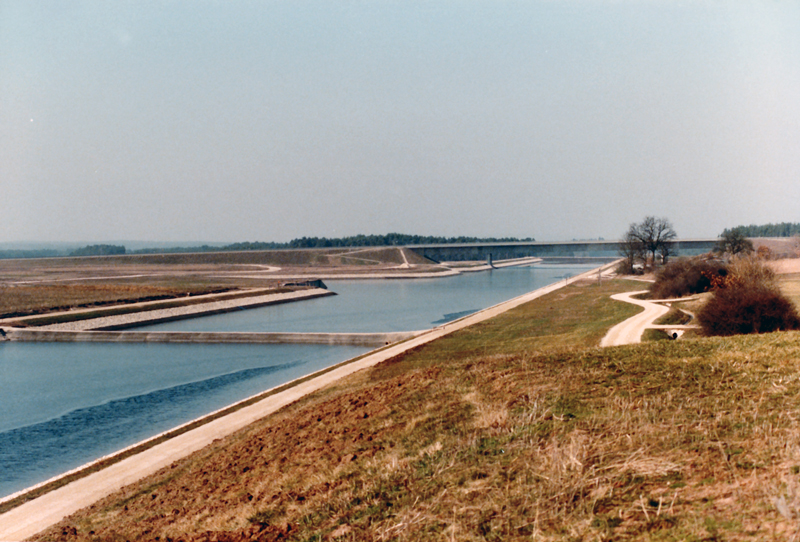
[653,307,693,326]
[642,328,673,341]
[394,278,645,359]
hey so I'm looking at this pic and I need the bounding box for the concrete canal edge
[22,288,336,332]
[0,260,621,540]
[3,329,421,347]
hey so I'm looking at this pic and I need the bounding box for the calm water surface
[0,343,367,498]
[140,265,592,333]
[0,264,594,498]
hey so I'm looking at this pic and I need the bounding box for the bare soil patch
[0,283,234,320]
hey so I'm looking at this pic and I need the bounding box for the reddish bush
[697,257,800,336]
[756,245,773,260]
[697,286,800,336]
[649,258,727,299]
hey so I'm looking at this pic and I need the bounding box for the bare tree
[618,230,645,273]
[625,216,677,267]
[715,228,754,256]
[657,238,674,265]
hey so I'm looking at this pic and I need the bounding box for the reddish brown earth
[37,363,446,542]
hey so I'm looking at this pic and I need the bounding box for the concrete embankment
[27,288,335,332]
[4,329,419,347]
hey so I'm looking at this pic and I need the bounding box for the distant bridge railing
[407,239,717,263]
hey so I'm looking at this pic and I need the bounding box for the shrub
[649,258,727,299]
[697,257,800,336]
[756,245,773,260]
[614,259,641,275]
[697,286,799,336]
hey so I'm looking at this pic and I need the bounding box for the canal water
[0,263,595,498]
[138,265,591,333]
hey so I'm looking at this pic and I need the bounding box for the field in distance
[0,247,441,318]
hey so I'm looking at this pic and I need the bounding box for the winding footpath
[600,290,699,346]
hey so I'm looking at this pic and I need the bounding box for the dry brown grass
[780,273,800,309]
[38,333,800,541]
[753,237,800,259]
[0,283,233,319]
[31,278,800,541]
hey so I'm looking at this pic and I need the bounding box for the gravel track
[600,291,699,346]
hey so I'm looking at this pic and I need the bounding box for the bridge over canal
[407,239,717,263]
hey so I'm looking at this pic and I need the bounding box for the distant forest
[724,222,800,238]
[0,249,62,260]
[70,244,126,257]
[0,234,535,260]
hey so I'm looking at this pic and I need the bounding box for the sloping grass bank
[34,278,800,541]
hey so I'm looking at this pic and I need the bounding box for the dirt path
[0,262,618,540]
[600,291,698,346]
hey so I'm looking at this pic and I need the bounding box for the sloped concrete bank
[4,329,420,347]
[22,288,335,332]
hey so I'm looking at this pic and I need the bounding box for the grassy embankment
[32,274,800,540]
[35,275,800,541]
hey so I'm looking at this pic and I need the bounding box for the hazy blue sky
[2,1,799,243]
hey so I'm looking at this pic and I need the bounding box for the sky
[2,1,800,244]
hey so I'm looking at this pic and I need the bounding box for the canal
[0,263,596,498]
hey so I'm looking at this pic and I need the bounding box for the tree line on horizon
[0,234,536,260]
[69,244,126,257]
[130,233,536,254]
[723,222,800,238]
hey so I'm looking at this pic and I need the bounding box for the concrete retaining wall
[26,288,336,332]
[3,329,419,347]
